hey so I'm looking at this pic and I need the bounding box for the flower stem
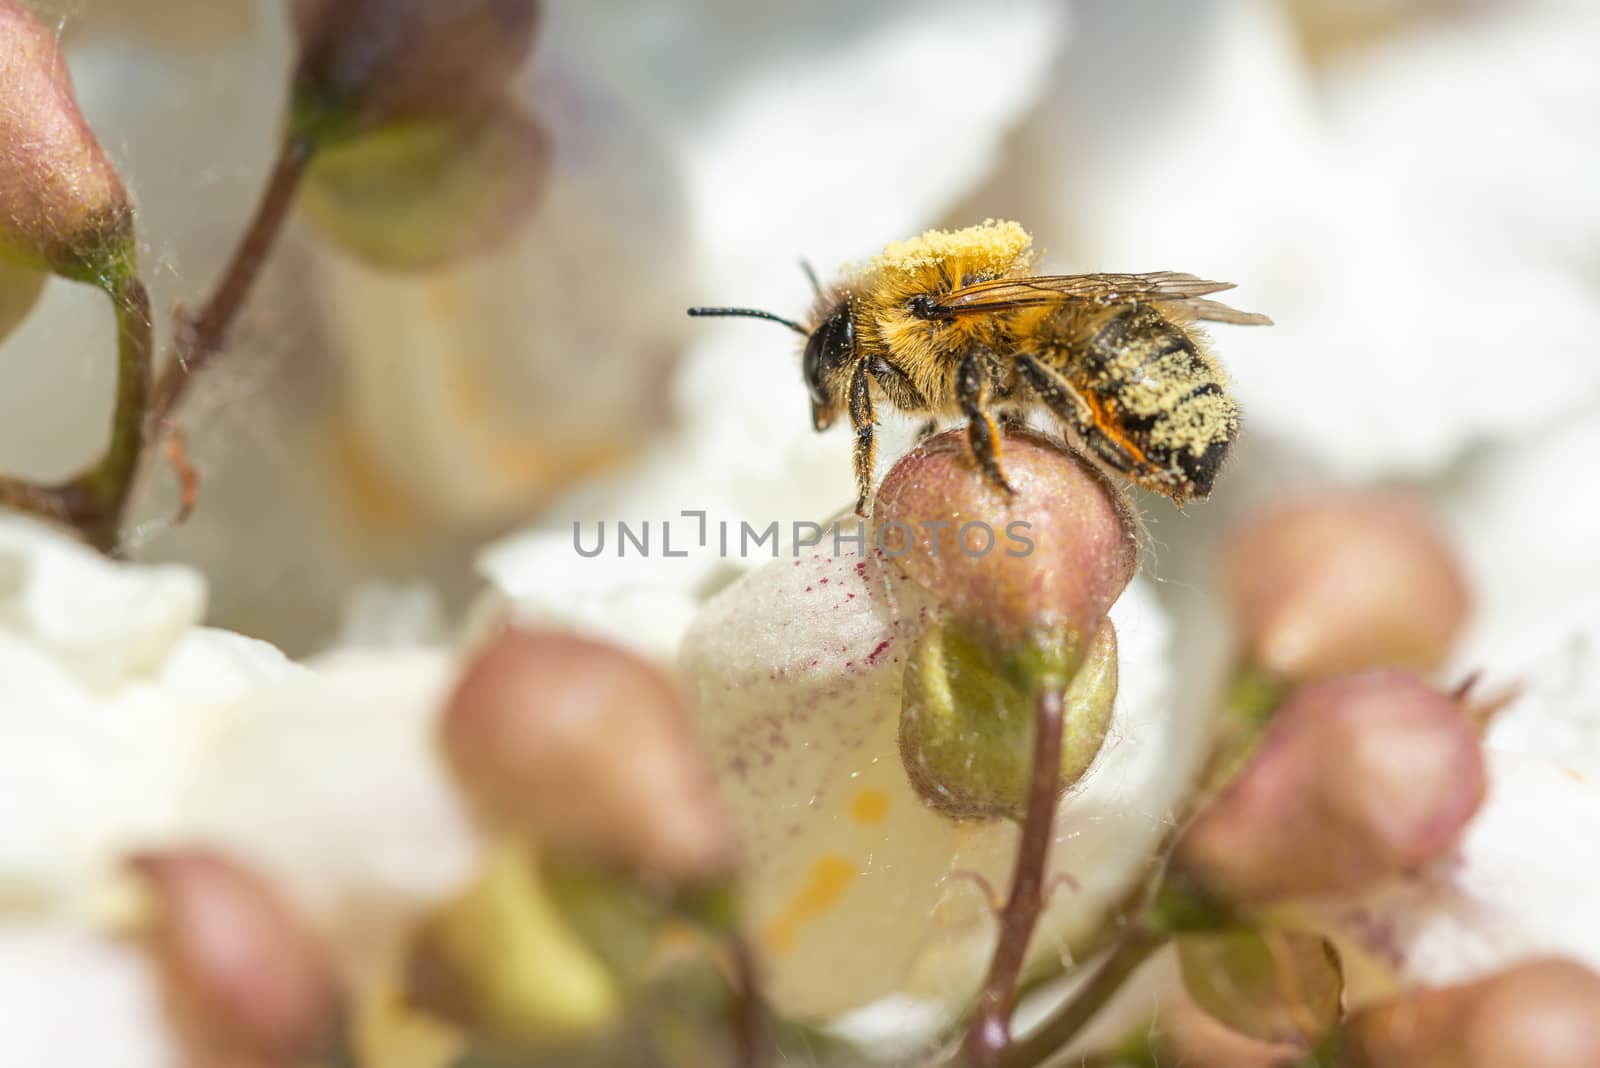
[730,934,768,1068]
[150,132,314,423]
[998,925,1167,1068]
[964,683,1066,1066]
[0,269,151,554]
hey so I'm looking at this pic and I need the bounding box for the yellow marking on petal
[759,855,856,955]
[850,789,890,825]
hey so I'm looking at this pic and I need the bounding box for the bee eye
[802,300,854,407]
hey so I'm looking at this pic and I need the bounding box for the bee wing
[928,272,1273,325]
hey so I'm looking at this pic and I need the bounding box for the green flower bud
[300,102,548,271]
[130,850,345,1067]
[899,617,1118,820]
[291,0,541,140]
[1175,670,1485,906]
[874,428,1138,685]
[442,626,735,887]
[0,255,45,344]
[0,0,134,279]
[407,840,621,1050]
[1340,958,1600,1068]
[1178,928,1342,1048]
[1226,491,1468,684]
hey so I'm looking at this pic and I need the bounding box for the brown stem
[963,684,1065,1066]
[150,133,314,423]
[997,926,1166,1068]
[730,935,767,1068]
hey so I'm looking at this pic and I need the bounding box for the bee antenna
[799,258,823,298]
[686,307,809,337]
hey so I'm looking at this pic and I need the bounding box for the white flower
[679,534,1176,1019]
[0,516,293,915]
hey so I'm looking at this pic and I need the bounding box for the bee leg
[915,419,939,441]
[957,349,1014,497]
[1017,354,1142,474]
[868,357,931,413]
[849,363,877,516]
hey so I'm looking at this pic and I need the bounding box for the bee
[689,220,1270,515]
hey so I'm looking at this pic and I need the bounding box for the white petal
[0,924,176,1068]
[0,517,206,693]
[1443,409,1600,775]
[1020,1,1600,477]
[178,648,479,977]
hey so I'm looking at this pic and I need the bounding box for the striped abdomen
[1057,303,1238,501]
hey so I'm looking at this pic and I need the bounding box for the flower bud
[899,617,1118,819]
[1156,997,1304,1068]
[0,255,45,343]
[407,841,620,1049]
[1,0,134,279]
[1177,928,1342,1047]
[874,428,1138,684]
[300,101,547,270]
[442,625,735,886]
[1226,491,1468,684]
[1175,670,1485,905]
[1340,958,1600,1068]
[130,850,344,1066]
[291,0,540,139]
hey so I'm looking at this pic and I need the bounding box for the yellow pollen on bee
[759,855,856,955]
[850,789,890,825]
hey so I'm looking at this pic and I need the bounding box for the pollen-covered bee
[689,220,1270,515]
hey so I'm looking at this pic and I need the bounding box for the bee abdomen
[1079,304,1239,499]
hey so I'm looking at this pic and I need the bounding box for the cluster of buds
[288,0,548,269]
[1136,490,1490,1064]
[416,624,741,1054]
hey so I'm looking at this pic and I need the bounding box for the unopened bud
[442,626,735,886]
[874,428,1138,684]
[407,841,620,1049]
[900,617,1117,819]
[1,0,134,279]
[130,850,343,1066]
[1340,958,1600,1068]
[1178,928,1342,1048]
[0,256,45,343]
[291,0,540,139]
[300,101,547,270]
[1175,670,1485,905]
[1156,997,1304,1068]
[1226,491,1468,684]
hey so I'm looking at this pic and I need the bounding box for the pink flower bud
[1,0,134,278]
[1341,958,1600,1068]
[874,428,1138,682]
[441,626,735,886]
[1226,491,1469,684]
[292,0,541,136]
[1176,670,1485,905]
[130,850,344,1067]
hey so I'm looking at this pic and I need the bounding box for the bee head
[802,298,856,430]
